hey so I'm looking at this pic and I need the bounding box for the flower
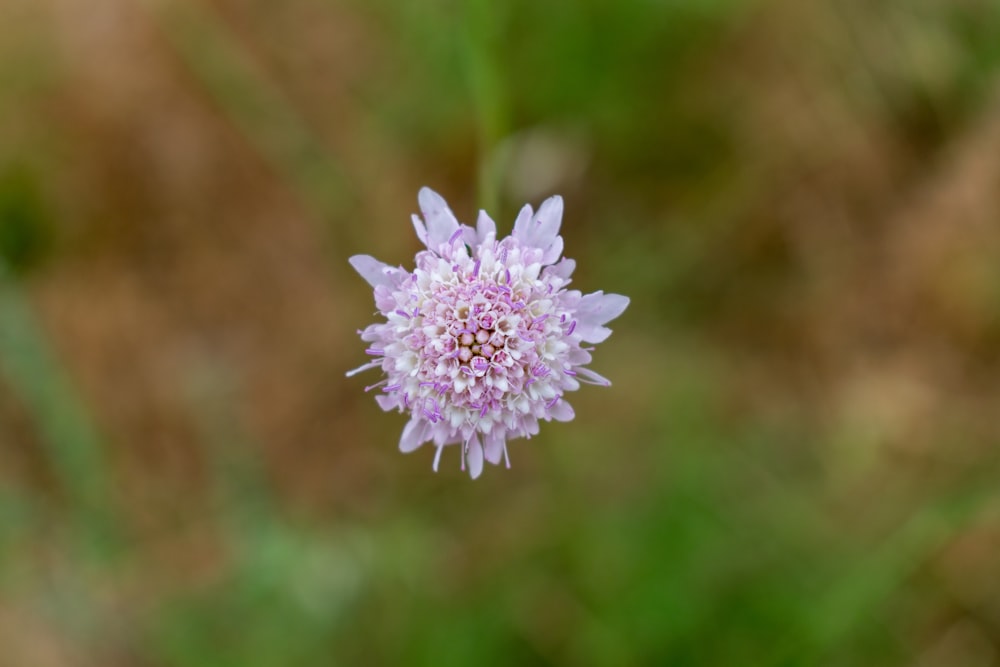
[347,187,629,479]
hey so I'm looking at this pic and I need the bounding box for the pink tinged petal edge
[466,435,484,479]
[399,418,428,453]
[348,254,396,288]
[417,187,460,249]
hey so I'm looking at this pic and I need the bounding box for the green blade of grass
[141,0,354,226]
[0,271,118,558]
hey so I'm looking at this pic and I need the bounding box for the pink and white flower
[347,188,628,479]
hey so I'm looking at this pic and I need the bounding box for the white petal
[399,418,428,453]
[476,210,496,244]
[466,435,484,479]
[348,255,395,288]
[418,187,460,249]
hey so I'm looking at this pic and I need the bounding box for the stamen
[567,320,577,335]
[449,228,464,244]
[472,259,481,277]
[395,309,411,319]
[364,380,388,392]
[345,361,380,377]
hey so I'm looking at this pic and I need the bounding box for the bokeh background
[2,0,1000,664]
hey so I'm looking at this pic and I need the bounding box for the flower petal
[574,291,629,343]
[466,435,484,479]
[483,433,505,465]
[511,204,534,239]
[530,195,563,249]
[476,210,497,244]
[411,214,428,246]
[549,399,575,422]
[540,234,563,265]
[512,195,564,262]
[348,255,395,288]
[577,291,630,325]
[576,367,612,386]
[399,418,428,453]
[544,258,576,281]
[418,187,460,249]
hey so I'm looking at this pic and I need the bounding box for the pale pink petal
[574,291,629,343]
[544,258,576,281]
[411,214,428,246]
[528,195,563,249]
[512,196,564,261]
[418,187,460,249]
[576,367,612,386]
[399,418,428,452]
[483,433,505,465]
[511,204,534,239]
[549,400,575,421]
[574,322,612,344]
[466,435,484,479]
[348,255,395,288]
[375,394,397,411]
[577,291,630,325]
[476,210,496,244]
[540,234,564,265]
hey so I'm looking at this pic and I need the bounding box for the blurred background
[1,0,1000,664]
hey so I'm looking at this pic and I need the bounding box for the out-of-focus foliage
[1,0,1000,665]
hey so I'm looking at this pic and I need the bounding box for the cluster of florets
[348,188,628,478]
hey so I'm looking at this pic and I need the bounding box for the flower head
[348,187,628,478]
